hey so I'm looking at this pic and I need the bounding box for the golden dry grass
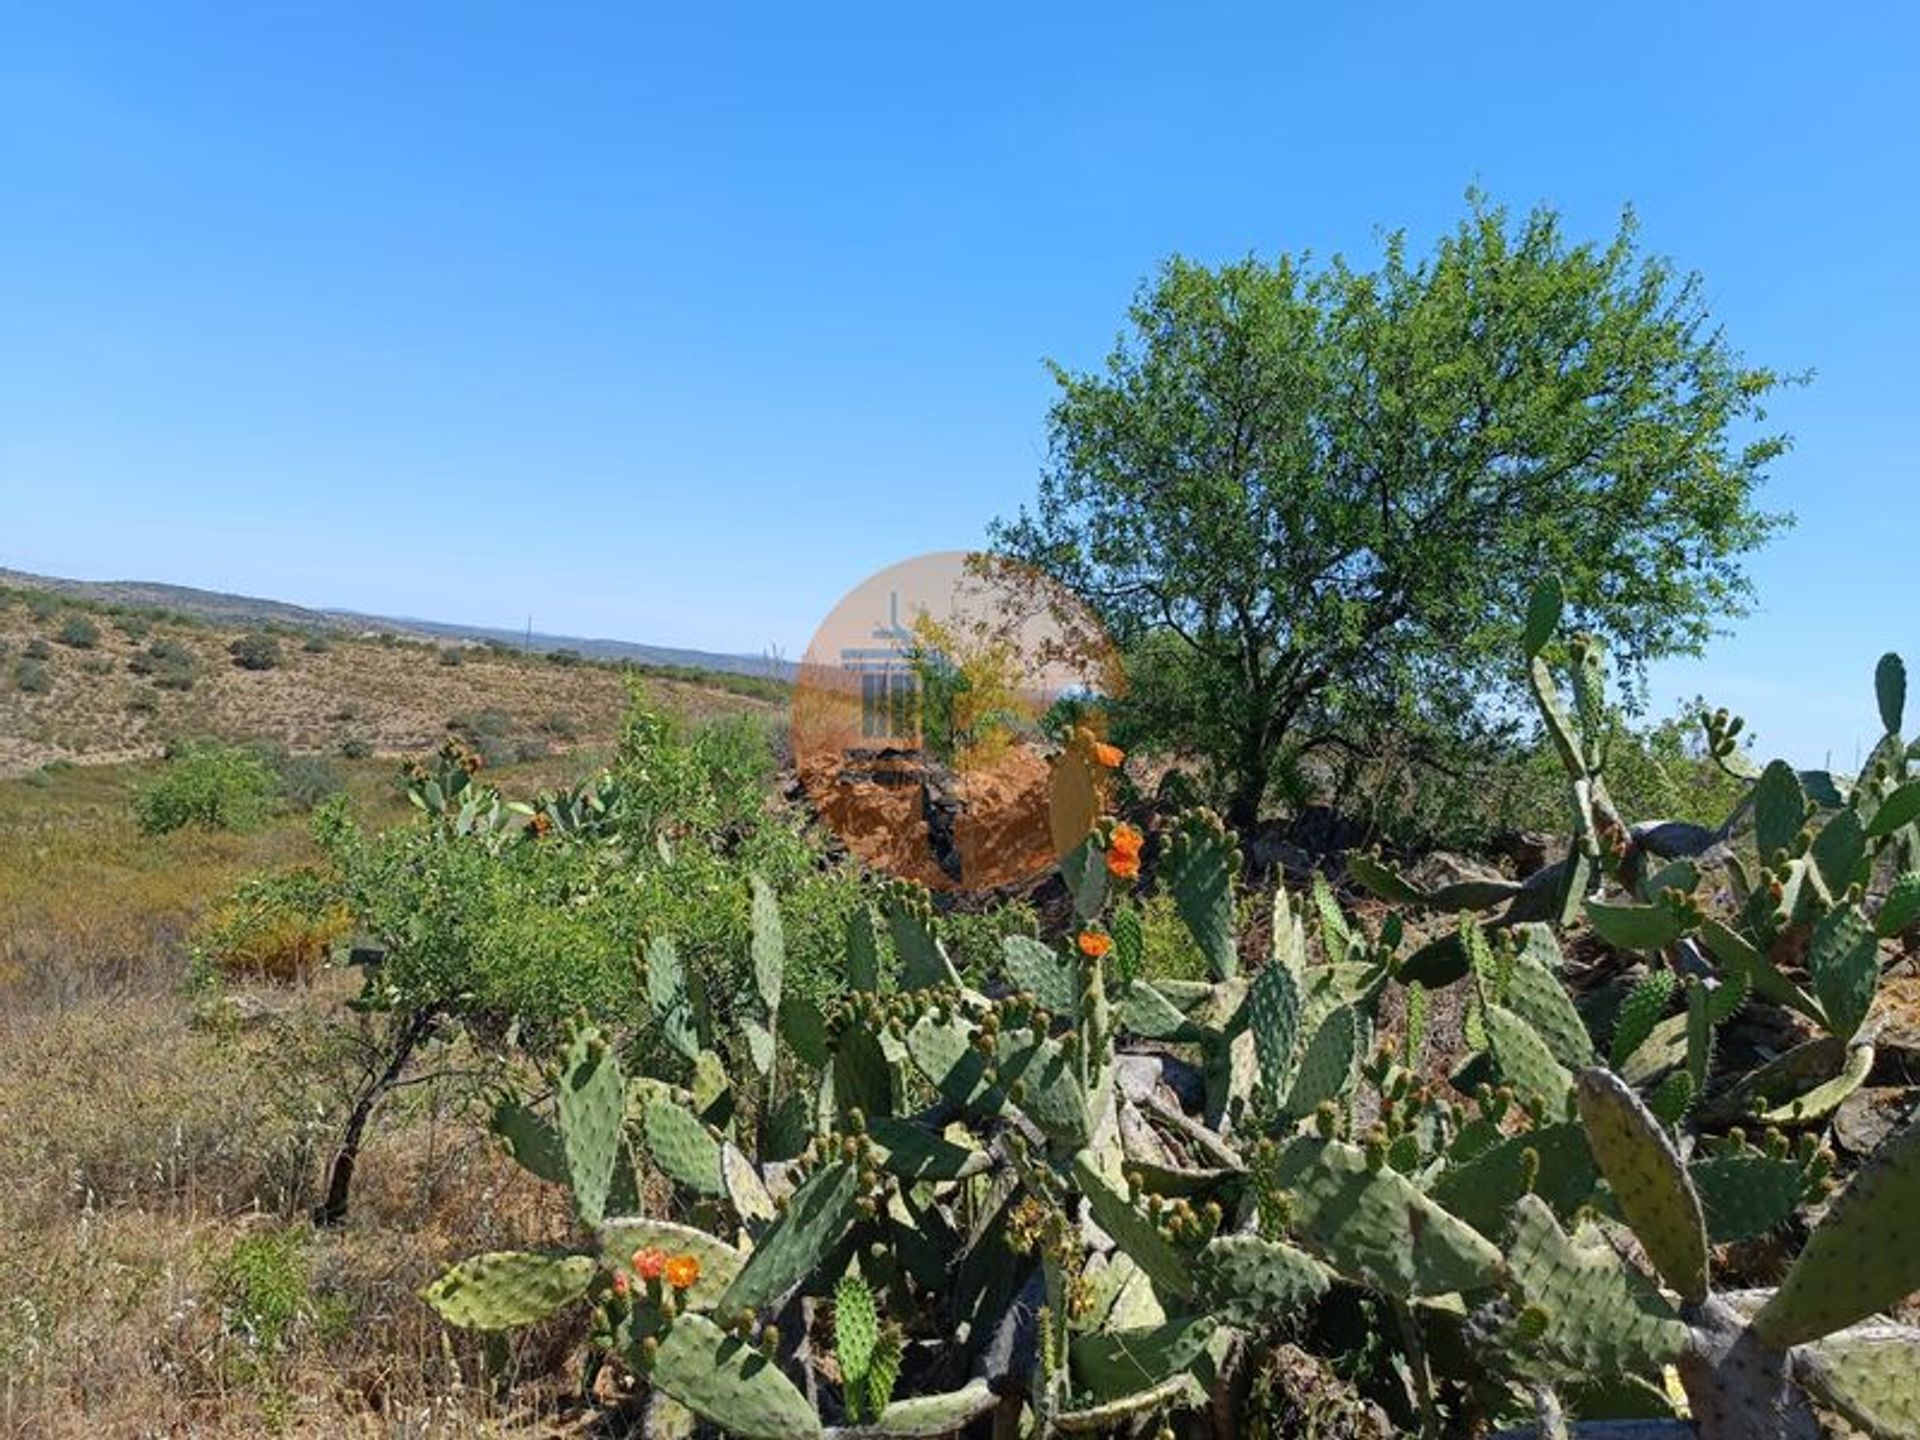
[0,604,774,777]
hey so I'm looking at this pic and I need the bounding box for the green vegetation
[57,614,101,649]
[993,198,1791,829]
[135,742,280,835]
[229,631,284,671]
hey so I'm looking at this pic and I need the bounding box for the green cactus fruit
[557,1026,625,1227]
[1796,1324,1920,1440]
[1808,903,1881,1042]
[1430,1123,1597,1240]
[1486,1004,1575,1121]
[598,1217,745,1308]
[1755,761,1810,871]
[1282,1003,1358,1120]
[644,1096,724,1196]
[1002,934,1080,1017]
[422,1250,596,1331]
[1753,1114,1920,1348]
[1194,1233,1332,1329]
[1163,808,1240,981]
[1610,970,1677,1070]
[646,1311,821,1440]
[1494,1193,1687,1381]
[1069,1317,1215,1400]
[490,1094,568,1185]
[1573,1068,1709,1304]
[716,1159,860,1318]
[1270,1136,1504,1298]
[1073,1151,1194,1303]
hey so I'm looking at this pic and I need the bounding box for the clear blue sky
[3,3,1914,765]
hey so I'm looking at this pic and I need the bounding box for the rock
[1489,829,1564,877]
[1410,850,1510,892]
[1833,1086,1911,1156]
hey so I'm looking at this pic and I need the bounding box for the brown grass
[0,606,773,777]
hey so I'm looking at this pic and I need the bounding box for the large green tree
[992,199,1792,830]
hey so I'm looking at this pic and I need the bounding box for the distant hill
[0,567,792,681]
[0,567,787,777]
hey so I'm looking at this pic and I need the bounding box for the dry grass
[0,605,773,777]
[0,732,749,1436]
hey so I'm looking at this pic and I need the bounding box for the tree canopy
[991,198,1793,828]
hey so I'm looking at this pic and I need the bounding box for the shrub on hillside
[276,754,347,812]
[193,868,350,986]
[134,743,278,835]
[57,614,101,649]
[128,637,198,691]
[337,737,373,760]
[301,631,332,653]
[13,658,52,694]
[23,638,52,661]
[113,612,152,641]
[437,645,464,666]
[26,593,58,621]
[229,632,283,671]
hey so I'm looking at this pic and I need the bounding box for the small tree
[134,743,278,834]
[229,632,283,671]
[993,197,1793,828]
[57,614,100,649]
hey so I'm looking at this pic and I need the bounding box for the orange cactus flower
[1077,931,1113,959]
[1108,823,1143,855]
[663,1253,702,1290]
[1092,741,1125,768]
[632,1247,667,1282]
[1107,851,1141,880]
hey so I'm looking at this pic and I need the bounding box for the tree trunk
[312,1008,434,1227]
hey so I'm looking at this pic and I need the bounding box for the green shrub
[13,658,52,694]
[547,648,583,667]
[130,638,198,690]
[229,632,283,671]
[301,631,332,654]
[134,743,278,834]
[538,711,579,742]
[338,736,373,760]
[56,614,100,649]
[276,754,346,811]
[437,645,464,667]
[127,691,159,717]
[113,613,152,641]
[26,593,58,621]
[23,638,52,661]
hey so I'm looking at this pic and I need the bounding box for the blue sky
[2,3,1914,765]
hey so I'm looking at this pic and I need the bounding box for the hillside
[0,581,781,777]
[0,567,793,680]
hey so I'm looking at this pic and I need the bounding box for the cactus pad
[647,1312,821,1440]
[1002,934,1080,1016]
[1194,1233,1332,1329]
[717,1159,860,1317]
[1574,1068,1709,1304]
[1271,1136,1504,1298]
[1808,902,1881,1042]
[422,1250,596,1331]
[1487,1004,1575,1120]
[1754,1113,1920,1347]
[644,1096,724,1196]
[1797,1324,1920,1440]
[557,1028,625,1226]
[599,1217,744,1308]
[1163,809,1240,980]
